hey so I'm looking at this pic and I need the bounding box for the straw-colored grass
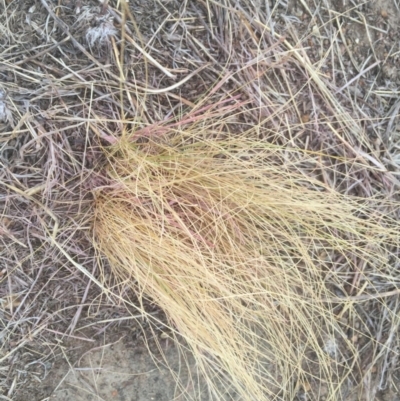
[93,114,399,400]
[1,0,399,399]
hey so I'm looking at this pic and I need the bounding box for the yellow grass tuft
[92,116,399,400]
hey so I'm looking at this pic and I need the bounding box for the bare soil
[48,333,216,401]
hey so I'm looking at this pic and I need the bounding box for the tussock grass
[1,0,399,399]
[93,113,399,400]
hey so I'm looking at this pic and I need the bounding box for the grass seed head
[86,17,116,47]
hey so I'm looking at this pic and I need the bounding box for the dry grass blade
[1,0,399,399]
[92,106,400,400]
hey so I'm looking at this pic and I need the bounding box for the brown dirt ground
[1,0,400,400]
